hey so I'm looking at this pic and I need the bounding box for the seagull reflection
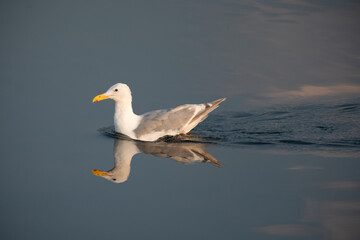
[92,138,221,183]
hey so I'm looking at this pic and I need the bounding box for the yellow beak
[92,169,109,176]
[92,93,109,102]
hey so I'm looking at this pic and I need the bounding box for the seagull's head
[93,83,132,103]
[92,169,129,183]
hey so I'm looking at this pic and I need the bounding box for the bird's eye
[115,89,118,92]
[112,178,117,181]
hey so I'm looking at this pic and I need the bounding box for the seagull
[92,138,221,183]
[93,83,226,141]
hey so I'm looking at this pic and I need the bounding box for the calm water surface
[3,102,359,239]
[1,1,360,240]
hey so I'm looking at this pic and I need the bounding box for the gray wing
[134,105,197,138]
[136,141,222,167]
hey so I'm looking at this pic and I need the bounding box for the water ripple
[99,101,360,155]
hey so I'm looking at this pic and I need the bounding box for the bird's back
[133,98,226,141]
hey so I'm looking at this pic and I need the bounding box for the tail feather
[184,98,226,133]
[190,98,226,125]
[192,148,222,167]
[209,98,227,108]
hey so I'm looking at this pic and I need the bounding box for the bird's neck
[108,140,140,183]
[115,100,135,115]
[114,100,141,137]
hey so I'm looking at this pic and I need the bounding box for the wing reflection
[92,138,221,183]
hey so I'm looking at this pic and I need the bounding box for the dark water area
[1,0,360,239]
[84,101,360,239]
[102,100,360,156]
[197,101,360,153]
[1,99,359,240]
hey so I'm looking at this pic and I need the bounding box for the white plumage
[93,83,225,141]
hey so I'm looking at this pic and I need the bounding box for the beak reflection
[91,133,221,183]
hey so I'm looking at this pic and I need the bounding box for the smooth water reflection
[1,1,360,239]
[88,135,360,239]
[259,196,360,239]
[92,138,221,183]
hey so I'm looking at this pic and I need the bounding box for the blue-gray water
[198,101,360,151]
[102,100,360,155]
[90,100,360,239]
[1,1,360,240]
